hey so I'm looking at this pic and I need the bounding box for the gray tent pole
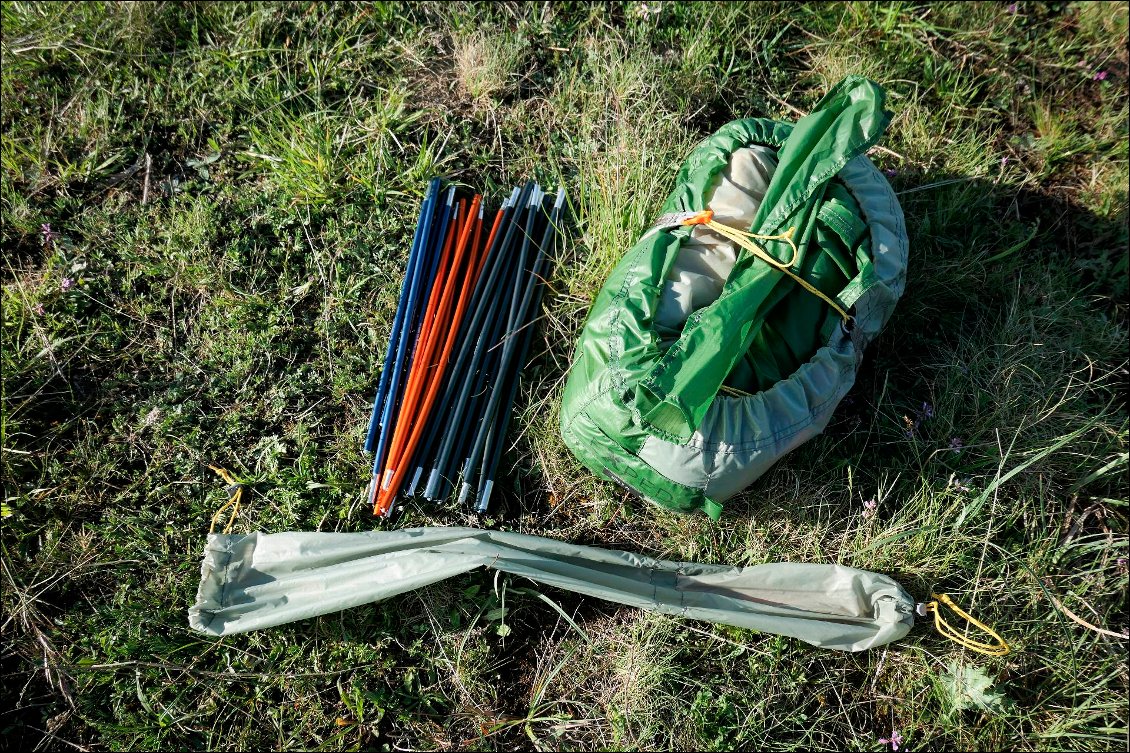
[439,185,541,501]
[459,187,558,506]
[407,192,517,496]
[423,182,535,500]
[475,188,564,512]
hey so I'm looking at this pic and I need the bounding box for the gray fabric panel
[638,318,857,501]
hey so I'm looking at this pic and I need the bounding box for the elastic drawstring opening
[208,465,243,534]
[923,593,1010,657]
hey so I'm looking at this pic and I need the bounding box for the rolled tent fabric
[560,76,908,520]
[189,527,915,652]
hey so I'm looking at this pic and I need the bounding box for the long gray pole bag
[189,527,916,651]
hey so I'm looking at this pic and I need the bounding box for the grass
[1,0,1127,750]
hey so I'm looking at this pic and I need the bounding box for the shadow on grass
[1,166,1125,750]
[712,173,1127,594]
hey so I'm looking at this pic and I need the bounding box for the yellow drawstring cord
[925,593,1011,657]
[208,465,243,534]
[681,209,853,322]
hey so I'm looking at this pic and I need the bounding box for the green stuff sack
[560,77,908,519]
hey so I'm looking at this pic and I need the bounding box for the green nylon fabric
[560,77,899,518]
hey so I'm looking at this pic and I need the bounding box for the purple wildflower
[883,168,898,177]
[879,730,904,751]
[1094,70,1108,81]
[949,437,964,453]
[41,223,54,246]
[34,302,45,315]
[862,498,878,519]
[920,402,935,420]
[1007,2,1018,13]
[876,728,904,746]
[60,277,74,291]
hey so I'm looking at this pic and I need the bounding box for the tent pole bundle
[191,79,1011,662]
[364,180,565,517]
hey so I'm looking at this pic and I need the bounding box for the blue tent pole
[363,178,440,453]
[367,187,456,507]
[406,187,456,361]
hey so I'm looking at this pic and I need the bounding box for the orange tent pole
[378,196,480,500]
[413,199,464,361]
[376,202,502,514]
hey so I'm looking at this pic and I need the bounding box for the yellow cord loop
[208,465,243,534]
[681,209,852,322]
[925,593,1011,657]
